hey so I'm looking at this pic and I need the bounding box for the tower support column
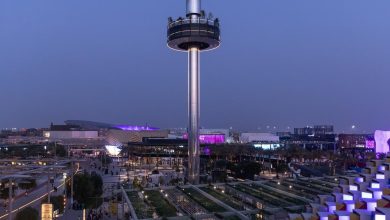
[167,0,220,185]
[188,46,200,184]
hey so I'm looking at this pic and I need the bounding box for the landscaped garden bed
[248,184,308,206]
[144,190,178,217]
[200,186,245,210]
[229,184,291,207]
[127,191,154,219]
[179,187,226,213]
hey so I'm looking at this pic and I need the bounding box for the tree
[14,206,39,220]
[158,176,165,186]
[66,172,103,208]
[0,181,16,200]
[227,161,261,180]
[55,145,67,157]
[133,177,140,188]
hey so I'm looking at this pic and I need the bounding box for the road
[0,158,125,220]
[0,175,66,220]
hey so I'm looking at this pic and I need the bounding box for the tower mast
[167,0,221,184]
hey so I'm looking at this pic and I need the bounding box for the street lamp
[351,125,357,134]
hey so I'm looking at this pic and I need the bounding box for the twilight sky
[0,0,389,132]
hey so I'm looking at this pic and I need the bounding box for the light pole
[63,172,67,207]
[8,179,13,220]
[351,125,356,134]
[47,175,51,203]
[71,160,74,207]
[54,141,57,160]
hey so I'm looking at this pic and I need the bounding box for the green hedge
[181,187,226,213]
[145,190,177,217]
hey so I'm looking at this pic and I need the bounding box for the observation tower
[167,0,221,184]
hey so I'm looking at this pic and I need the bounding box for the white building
[43,130,99,140]
[374,130,390,154]
[239,133,279,143]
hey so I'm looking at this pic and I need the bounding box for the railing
[121,186,138,220]
[168,18,219,28]
[167,18,221,40]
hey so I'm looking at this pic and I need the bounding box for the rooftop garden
[292,179,334,193]
[248,184,308,206]
[263,181,318,200]
[144,190,178,218]
[229,183,309,208]
[200,186,245,210]
[179,187,226,213]
[127,191,154,219]
[229,184,289,207]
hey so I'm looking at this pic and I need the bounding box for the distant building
[313,125,334,135]
[65,120,159,131]
[106,129,169,146]
[337,134,374,149]
[294,127,314,136]
[294,125,334,136]
[43,130,99,139]
[49,123,80,131]
[200,129,230,138]
[182,128,230,144]
[286,125,336,150]
[0,128,45,144]
[65,120,114,130]
[4,136,45,144]
[183,134,225,144]
[281,134,336,150]
[240,133,279,143]
[276,132,291,138]
[374,130,390,153]
[43,123,104,147]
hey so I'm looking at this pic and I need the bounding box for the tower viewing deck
[167,17,221,51]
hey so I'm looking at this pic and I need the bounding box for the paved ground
[58,158,126,220]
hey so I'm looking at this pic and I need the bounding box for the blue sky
[0,0,389,132]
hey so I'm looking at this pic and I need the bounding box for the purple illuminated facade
[183,134,225,144]
[365,140,375,149]
[374,130,390,153]
[114,125,159,131]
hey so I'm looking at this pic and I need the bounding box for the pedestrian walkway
[58,209,83,220]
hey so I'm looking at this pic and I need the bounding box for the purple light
[115,125,159,131]
[203,147,211,156]
[355,177,364,183]
[374,130,390,153]
[365,140,375,148]
[183,134,225,144]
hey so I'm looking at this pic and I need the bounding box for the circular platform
[167,18,221,51]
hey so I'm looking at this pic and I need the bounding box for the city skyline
[1,0,389,132]
[0,120,375,134]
